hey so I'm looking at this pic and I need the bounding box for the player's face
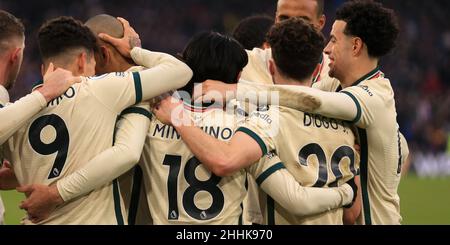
[276,0,325,31]
[324,21,353,81]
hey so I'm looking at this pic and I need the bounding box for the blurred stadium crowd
[1,0,449,176]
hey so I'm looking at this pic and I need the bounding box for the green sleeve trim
[128,165,143,225]
[132,72,143,104]
[236,127,268,156]
[256,162,286,186]
[113,179,125,225]
[357,128,372,225]
[120,107,152,120]
[341,91,362,124]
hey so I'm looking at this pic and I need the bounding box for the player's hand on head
[17,184,64,224]
[0,159,19,190]
[153,95,189,127]
[99,17,141,58]
[193,79,237,105]
[38,63,81,103]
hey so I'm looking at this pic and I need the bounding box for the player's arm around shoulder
[152,95,263,177]
[248,154,356,217]
[341,82,386,128]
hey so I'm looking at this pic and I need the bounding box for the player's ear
[9,47,21,64]
[262,42,271,50]
[236,71,242,81]
[317,14,326,31]
[269,59,276,77]
[352,37,364,57]
[41,64,45,77]
[77,52,87,75]
[100,46,110,64]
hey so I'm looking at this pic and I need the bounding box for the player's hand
[343,175,362,225]
[354,143,361,154]
[0,160,19,190]
[192,80,237,105]
[343,176,358,209]
[99,17,141,58]
[17,184,64,224]
[37,63,82,103]
[153,95,191,127]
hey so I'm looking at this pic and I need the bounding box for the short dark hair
[336,0,399,58]
[180,32,248,96]
[38,16,98,60]
[0,10,24,44]
[232,15,274,50]
[267,17,325,81]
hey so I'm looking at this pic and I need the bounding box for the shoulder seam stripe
[133,72,143,104]
[256,162,285,186]
[120,107,152,120]
[236,127,268,156]
[341,91,362,124]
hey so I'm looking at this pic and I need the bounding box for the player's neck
[0,63,9,88]
[112,55,135,72]
[275,74,312,87]
[341,58,379,88]
[118,62,134,72]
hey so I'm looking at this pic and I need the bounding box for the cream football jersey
[340,68,403,225]
[3,72,146,224]
[140,100,248,224]
[242,48,330,86]
[238,105,358,224]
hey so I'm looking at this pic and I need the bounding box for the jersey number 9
[29,114,69,179]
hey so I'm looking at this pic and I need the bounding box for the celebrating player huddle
[0,0,407,225]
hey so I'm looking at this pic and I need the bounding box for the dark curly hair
[232,15,274,50]
[38,16,98,60]
[180,31,248,96]
[336,0,399,58]
[267,17,325,81]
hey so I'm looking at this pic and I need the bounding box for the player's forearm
[132,48,193,101]
[260,169,354,216]
[237,81,358,121]
[57,113,149,202]
[175,123,240,177]
[0,91,47,144]
[57,145,137,201]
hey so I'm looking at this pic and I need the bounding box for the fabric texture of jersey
[140,99,248,224]
[3,72,141,224]
[238,105,358,224]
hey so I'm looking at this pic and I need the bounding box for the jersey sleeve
[87,48,192,114]
[312,77,341,92]
[248,153,355,216]
[57,103,151,202]
[235,107,279,156]
[240,48,272,84]
[237,82,358,123]
[341,84,385,128]
[0,91,47,144]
